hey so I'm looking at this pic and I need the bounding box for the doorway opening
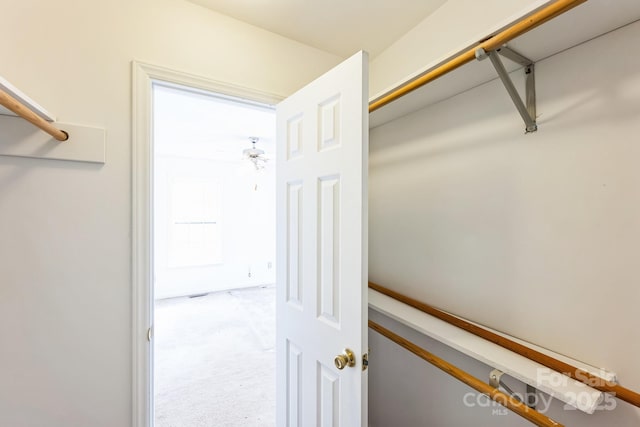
[152,82,277,426]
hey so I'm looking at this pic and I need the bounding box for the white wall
[0,1,340,426]
[3,0,639,425]
[368,20,640,426]
[154,156,276,299]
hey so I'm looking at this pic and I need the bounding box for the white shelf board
[369,288,611,414]
[369,0,640,128]
[0,76,55,122]
[0,115,105,164]
[448,312,617,383]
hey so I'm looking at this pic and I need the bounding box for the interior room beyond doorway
[152,82,277,426]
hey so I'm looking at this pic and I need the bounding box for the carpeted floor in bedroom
[154,284,275,427]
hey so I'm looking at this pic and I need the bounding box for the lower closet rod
[369,281,640,408]
[369,320,563,427]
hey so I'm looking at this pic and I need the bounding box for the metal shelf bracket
[490,368,538,409]
[476,46,537,133]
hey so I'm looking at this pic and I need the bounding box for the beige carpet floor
[154,284,275,427]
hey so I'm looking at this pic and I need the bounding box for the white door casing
[276,51,369,426]
[131,61,283,427]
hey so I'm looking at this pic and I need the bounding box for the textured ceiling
[187,0,447,57]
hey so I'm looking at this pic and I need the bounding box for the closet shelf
[368,287,615,414]
[0,76,106,163]
[369,0,640,129]
[0,76,54,121]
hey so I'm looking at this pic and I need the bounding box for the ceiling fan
[243,136,269,170]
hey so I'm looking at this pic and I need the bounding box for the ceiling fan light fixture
[243,137,268,170]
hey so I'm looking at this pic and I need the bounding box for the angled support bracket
[476,46,537,133]
[490,369,538,409]
[490,369,518,397]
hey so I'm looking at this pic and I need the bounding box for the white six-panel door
[276,51,369,426]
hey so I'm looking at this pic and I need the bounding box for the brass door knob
[334,348,356,370]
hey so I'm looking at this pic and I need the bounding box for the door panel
[276,51,369,426]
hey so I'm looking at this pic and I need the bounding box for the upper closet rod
[368,0,587,113]
[0,87,69,141]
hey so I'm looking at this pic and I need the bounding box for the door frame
[131,61,282,427]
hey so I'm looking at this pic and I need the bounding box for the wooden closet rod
[369,320,563,427]
[369,281,640,408]
[368,0,587,113]
[0,88,68,141]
